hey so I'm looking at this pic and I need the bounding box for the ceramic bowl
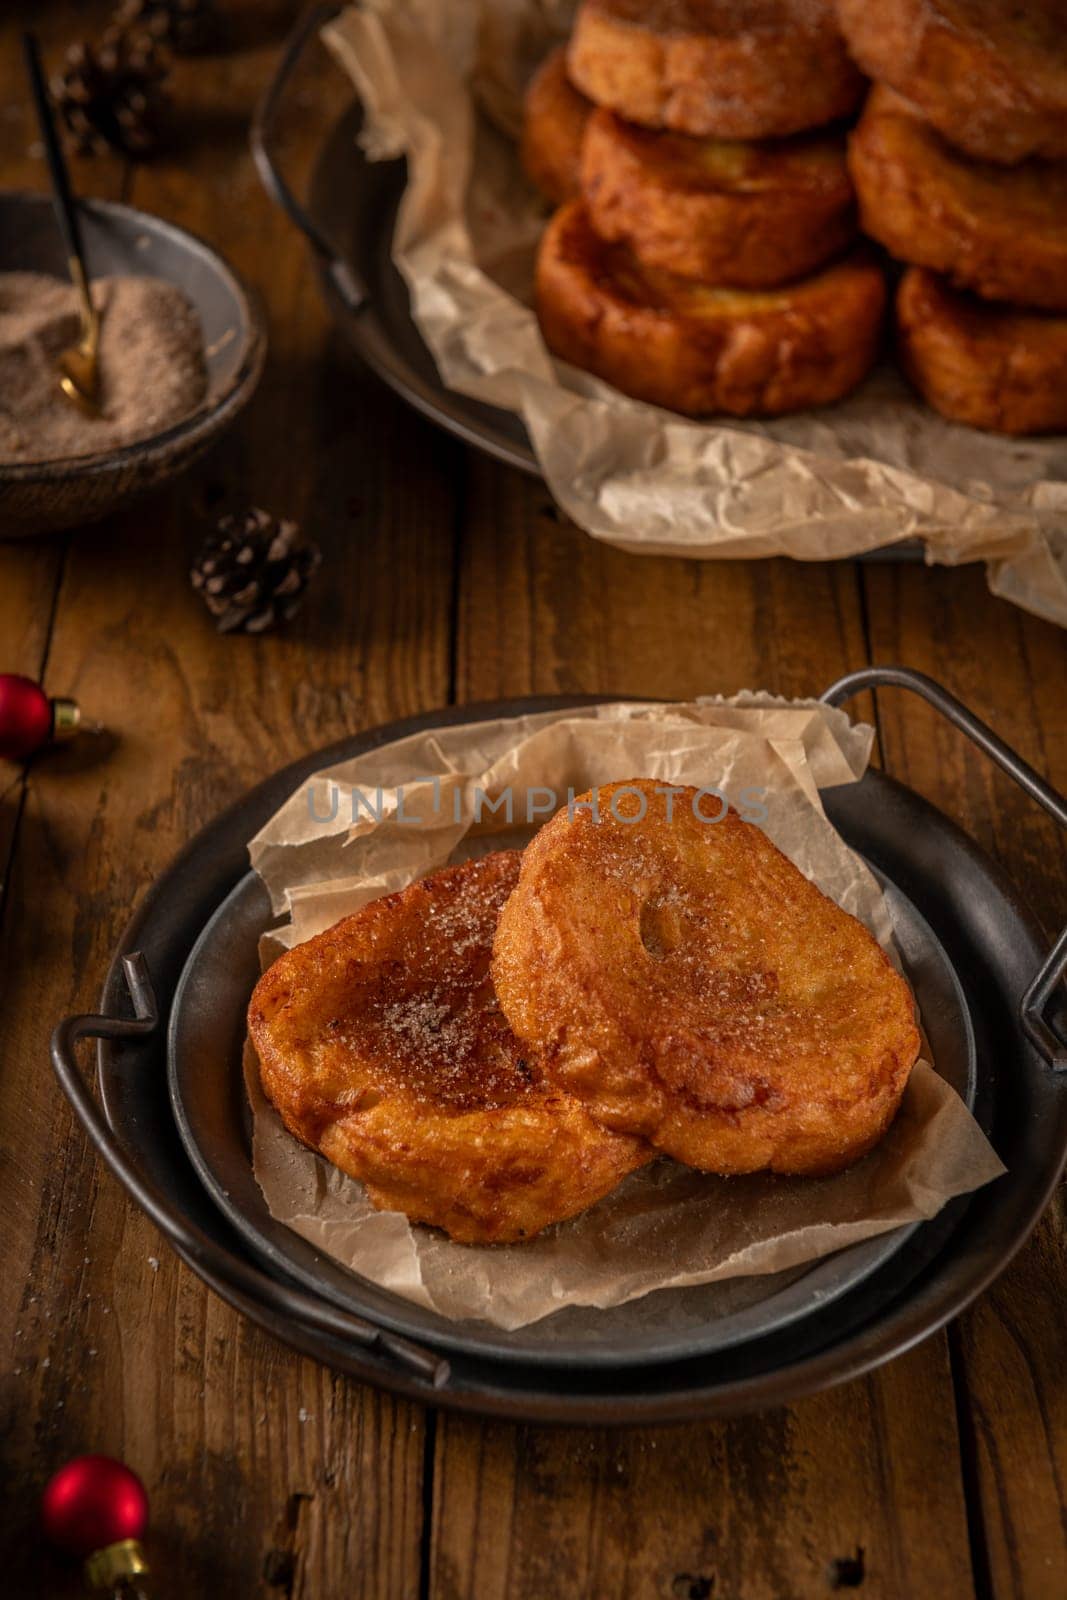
[0,191,267,538]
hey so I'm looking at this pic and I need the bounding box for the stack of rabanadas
[521,0,1067,434]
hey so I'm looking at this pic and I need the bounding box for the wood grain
[0,0,114,982]
[0,2,453,1593]
[863,561,1067,1600]
[2,1,1065,1594]
[0,546,62,889]
[439,462,977,1600]
[433,1346,974,1600]
[454,458,868,704]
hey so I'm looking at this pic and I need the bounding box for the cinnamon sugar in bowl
[0,192,266,539]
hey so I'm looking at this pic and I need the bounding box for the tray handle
[821,665,1067,1070]
[51,953,450,1389]
[250,2,366,312]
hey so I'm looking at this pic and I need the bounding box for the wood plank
[454,475,867,703]
[0,545,62,890]
[0,0,122,943]
[863,561,1067,1600]
[437,462,976,1600]
[434,1345,970,1600]
[0,3,456,1593]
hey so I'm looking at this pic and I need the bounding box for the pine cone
[190,509,322,634]
[52,26,169,158]
[113,0,217,55]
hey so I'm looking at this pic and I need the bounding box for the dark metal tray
[250,5,923,560]
[165,862,973,1371]
[51,668,1067,1422]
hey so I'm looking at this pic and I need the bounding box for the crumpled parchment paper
[244,698,1004,1330]
[319,0,1067,629]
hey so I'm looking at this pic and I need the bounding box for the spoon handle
[22,32,92,295]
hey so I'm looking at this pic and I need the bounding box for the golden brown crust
[492,783,921,1176]
[569,0,864,139]
[520,46,592,205]
[582,108,855,286]
[897,266,1067,435]
[836,0,1067,164]
[248,851,649,1245]
[849,87,1067,312]
[535,199,885,416]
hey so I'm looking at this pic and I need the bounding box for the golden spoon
[57,255,101,416]
[23,31,102,416]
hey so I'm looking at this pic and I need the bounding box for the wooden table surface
[2,5,1065,1596]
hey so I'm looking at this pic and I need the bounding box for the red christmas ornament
[42,1454,147,1554]
[0,673,80,760]
[42,1455,150,1594]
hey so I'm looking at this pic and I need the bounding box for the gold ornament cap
[84,1537,149,1589]
[51,698,81,742]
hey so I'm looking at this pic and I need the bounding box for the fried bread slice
[493,782,921,1175]
[520,45,593,205]
[582,108,855,286]
[249,851,650,1244]
[849,86,1067,311]
[568,0,864,139]
[836,0,1067,164]
[897,266,1067,435]
[535,200,884,415]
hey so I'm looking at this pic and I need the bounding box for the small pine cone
[113,0,217,55]
[190,509,322,635]
[52,26,169,158]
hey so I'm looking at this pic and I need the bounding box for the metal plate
[166,856,974,1369]
[310,111,537,478]
[92,697,1067,1421]
[305,109,922,561]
